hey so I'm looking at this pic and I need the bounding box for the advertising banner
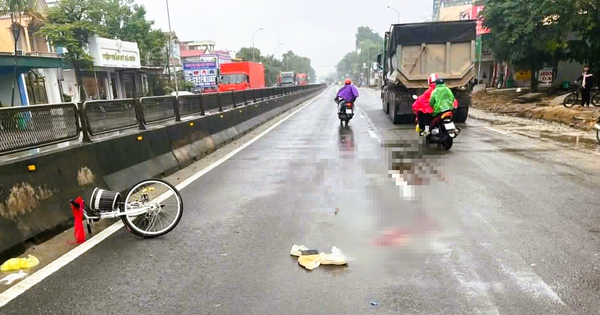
[183,57,218,90]
[472,5,491,36]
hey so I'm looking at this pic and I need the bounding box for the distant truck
[278,71,296,86]
[219,62,265,92]
[296,73,308,85]
[377,20,477,124]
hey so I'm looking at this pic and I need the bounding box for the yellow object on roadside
[292,245,347,270]
[298,255,323,270]
[1,255,39,272]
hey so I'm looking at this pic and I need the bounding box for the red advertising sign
[472,5,491,35]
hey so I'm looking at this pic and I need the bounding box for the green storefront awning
[0,54,63,69]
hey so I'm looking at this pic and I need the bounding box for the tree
[38,0,99,101]
[567,0,600,72]
[236,47,261,62]
[337,26,384,84]
[482,0,573,90]
[355,26,383,49]
[0,0,45,106]
[336,51,361,83]
[90,0,167,67]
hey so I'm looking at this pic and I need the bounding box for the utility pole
[166,0,178,97]
[252,28,264,62]
[387,6,400,23]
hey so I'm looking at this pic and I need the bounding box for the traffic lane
[1,88,442,314]
[360,87,598,314]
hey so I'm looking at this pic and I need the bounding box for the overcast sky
[139,0,432,78]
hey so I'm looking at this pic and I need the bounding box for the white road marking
[485,127,509,135]
[367,130,381,143]
[0,88,330,308]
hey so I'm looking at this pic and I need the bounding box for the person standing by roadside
[577,65,594,107]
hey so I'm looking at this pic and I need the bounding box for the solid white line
[367,130,381,143]
[0,221,124,308]
[485,127,509,135]
[0,88,329,309]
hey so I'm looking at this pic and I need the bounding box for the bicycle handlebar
[69,199,80,209]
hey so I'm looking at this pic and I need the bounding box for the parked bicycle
[563,83,600,108]
[70,178,183,238]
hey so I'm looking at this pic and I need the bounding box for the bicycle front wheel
[121,179,183,238]
[563,93,578,108]
[592,92,600,107]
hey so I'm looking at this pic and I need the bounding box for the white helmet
[428,73,440,85]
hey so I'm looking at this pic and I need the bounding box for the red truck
[219,62,265,92]
[296,73,308,85]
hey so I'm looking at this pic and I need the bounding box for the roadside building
[61,36,156,102]
[0,0,63,106]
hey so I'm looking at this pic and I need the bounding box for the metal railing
[0,84,326,155]
[82,99,138,136]
[0,103,80,154]
[140,96,176,124]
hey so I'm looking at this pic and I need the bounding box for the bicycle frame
[84,202,153,220]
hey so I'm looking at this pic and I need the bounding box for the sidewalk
[468,107,599,148]
[472,92,600,131]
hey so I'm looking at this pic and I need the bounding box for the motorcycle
[412,95,461,151]
[334,96,355,126]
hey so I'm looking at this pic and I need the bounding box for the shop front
[62,36,147,102]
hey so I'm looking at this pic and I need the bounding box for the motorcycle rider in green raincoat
[429,78,456,117]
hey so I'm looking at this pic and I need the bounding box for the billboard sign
[539,69,554,83]
[472,5,491,35]
[183,57,218,89]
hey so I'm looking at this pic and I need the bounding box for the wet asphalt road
[3,87,600,314]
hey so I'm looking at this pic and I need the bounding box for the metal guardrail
[0,84,326,155]
[140,96,176,124]
[178,94,204,117]
[0,103,80,154]
[202,93,220,112]
[83,99,138,136]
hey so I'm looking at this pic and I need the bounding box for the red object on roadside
[70,196,86,244]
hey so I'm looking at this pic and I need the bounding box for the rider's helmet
[428,73,440,85]
[435,78,445,85]
[344,79,352,85]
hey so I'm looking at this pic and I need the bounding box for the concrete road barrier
[0,86,326,258]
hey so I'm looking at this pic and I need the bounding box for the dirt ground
[472,91,600,131]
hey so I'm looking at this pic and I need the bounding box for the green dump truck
[377,20,477,124]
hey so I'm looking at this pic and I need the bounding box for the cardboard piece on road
[291,245,347,270]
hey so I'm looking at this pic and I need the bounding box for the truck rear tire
[454,90,471,123]
[382,89,390,114]
[454,107,469,123]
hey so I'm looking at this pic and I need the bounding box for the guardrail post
[199,94,205,116]
[217,92,223,112]
[252,89,257,103]
[77,102,92,143]
[134,98,146,130]
[173,96,181,122]
[231,91,237,109]
[243,90,248,105]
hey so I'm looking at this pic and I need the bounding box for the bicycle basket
[90,188,122,212]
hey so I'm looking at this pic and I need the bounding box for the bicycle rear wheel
[563,93,578,108]
[121,179,183,238]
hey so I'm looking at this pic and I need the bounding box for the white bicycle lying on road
[70,179,183,238]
